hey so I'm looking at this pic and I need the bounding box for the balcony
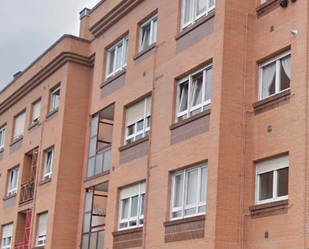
[86,144,111,179]
[19,181,34,204]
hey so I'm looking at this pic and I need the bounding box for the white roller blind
[2,223,13,238]
[256,154,289,174]
[140,181,146,194]
[145,96,152,117]
[32,100,41,121]
[14,112,25,137]
[126,100,145,126]
[120,184,139,199]
[37,213,48,236]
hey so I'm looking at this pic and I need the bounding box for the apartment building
[0,0,307,248]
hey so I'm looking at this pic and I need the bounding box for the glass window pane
[172,211,182,218]
[83,213,91,233]
[90,116,99,138]
[95,153,103,175]
[186,169,198,205]
[184,207,196,216]
[103,149,111,172]
[98,231,105,249]
[277,168,288,197]
[123,39,128,66]
[280,58,291,91]
[173,174,183,208]
[152,18,158,43]
[127,124,134,136]
[116,44,123,70]
[205,68,212,101]
[81,234,89,249]
[183,0,193,25]
[85,192,93,212]
[131,196,138,217]
[259,171,273,201]
[87,158,95,178]
[178,82,188,113]
[198,205,206,213]
[200,167,207,202]
[191,73,203,107]
[141,23,151,50]
[262,61,276,99]
[136,120,144,132]
[89,137,97,157]
[108,49,115,75]
[196,0,206,16]
[89,233,97,249]
[121,199,129,219]
[140,194,145,215]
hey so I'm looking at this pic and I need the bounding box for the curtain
[281,55,291,79]
[262,62,276,98]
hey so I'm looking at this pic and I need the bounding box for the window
[256,154,289,205]
[181,0,215,30]
[36,212,48,246]
[125,96,151,145]
[50,87,60,112]
[118,182,145,230]
[43,148,53,180]
[1,223,13,249]
[32,99,41,124]
[171,163,207,220]
[176,65,212,122]
[7,167,19,197]
[0,126,6,149]
[259,51,291,100]
[13,111,25,141]
[106,36,129,79]
[139,15,158,52]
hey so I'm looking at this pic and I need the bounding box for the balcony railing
[14,243,28,249]
[19,181,34,204]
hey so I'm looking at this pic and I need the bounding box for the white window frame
[50,87,60,112]
[176,65,212,122]
[43,149,54,180]
[118,182,145,231]
[125,96,151,145]
[181,0,215,30]
[13,111,25,141]
[7,167,19,197]
[258,51,291,100]
[106,36,129,79]
[256,154,289,205]
[170,163,207,220]
[139,14,158,52]
[36,212,48,246]
[32,99,41,124]
[0,126,6,149]
[1,223,13,249]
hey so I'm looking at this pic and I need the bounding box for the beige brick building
[0,0,307,248]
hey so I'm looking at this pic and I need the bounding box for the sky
[0,0,100,91]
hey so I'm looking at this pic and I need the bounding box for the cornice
[89,0,145,37]
[0,51,94,115]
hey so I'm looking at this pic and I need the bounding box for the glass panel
[277,168,288,197]
[135,134,143,141]
[121,199,129,219]
[131,196,138,217]
[127,124,134,136]
[186,169,198,205]
[280,60,290,91]
[184,207,196,216]
[209,0,215,8]
[116,44,123,70]
[81,234,89,249]
[129,220,137,227]
[198,205,206,213]
[141,23,151,50]
[259,171,273,201]
[173,174,183,208]
[89,233,97,249]
[196,0,206,16]
[89,137,97,157]
[98,231,105,249]
[172,211,182,218]
[95,153,103,175]
[200,167,207,202]
[90,116,99,138]
[140,194,145,215]
[136,120,144,132]
[119,222,128,229]
[178,82,188,112]
[108,49,115,75]
[87,158,95,178]
[83,213,91,233]
[262,61,276,98]
[85,192,93,212]
[103,150,111,171]
[205,68,212,101]
[183,0,193,25]
[191,73,203,107]
[123,39,128,66]
[152,18,158,43]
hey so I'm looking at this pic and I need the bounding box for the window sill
[84,170,110,182]
[170,109,211,131]
[32,246,45,249]
[163,214,205,227]
[252,89,290,114]
[100,70,126,89]
[3,193,17,201]
[0,147,4,153]
[249,199,289,219]
[256,0,280,19]
[10,136,23,147]
[119,136,149,152]
[175,12,215,41]
[28,121,39,131]
[112,226,143,236]
[46,108,58,119]
[133,43,156,61]
[38,178,52,186]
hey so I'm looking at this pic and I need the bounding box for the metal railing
[19,181,34,204]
